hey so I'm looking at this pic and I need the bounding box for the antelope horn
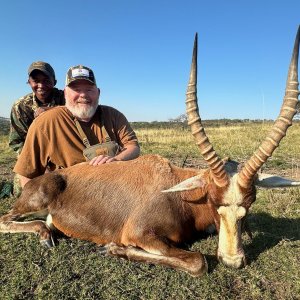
[186,33,229,187]
[238,26,300,188]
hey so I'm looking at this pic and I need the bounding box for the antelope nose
[217,251,246,269]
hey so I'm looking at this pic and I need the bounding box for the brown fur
[1,155,223,276]
[0,154,258,276]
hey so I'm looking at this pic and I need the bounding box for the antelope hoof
[106,242,128,258]
[40,233,55,248]
[98,245,109,255]
[40,239,54,248]
[107,242,120,253]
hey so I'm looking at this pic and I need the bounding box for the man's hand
[89,155,118,166]
[34,107,53,118]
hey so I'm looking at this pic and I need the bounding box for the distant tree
[169,113,188,124]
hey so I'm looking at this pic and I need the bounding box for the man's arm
[115,144,140,161]
[89,106,140,166]
[9,107,28,153]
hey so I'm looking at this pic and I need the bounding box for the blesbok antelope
[1,27,300,277]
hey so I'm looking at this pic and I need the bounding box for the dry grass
[0,121,299,299]
[137,122,300,177]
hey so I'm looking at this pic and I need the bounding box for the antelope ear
[255,173,300,188]
[162,175,205,193]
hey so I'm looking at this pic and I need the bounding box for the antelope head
[166,27,300,269]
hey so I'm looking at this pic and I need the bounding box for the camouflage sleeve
[9,105,29,154]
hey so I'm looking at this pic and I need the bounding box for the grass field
[0,122,299,299]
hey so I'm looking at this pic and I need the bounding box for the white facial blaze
[223,174,244,206]
[217,174,247,267]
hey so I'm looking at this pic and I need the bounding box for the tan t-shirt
[13,105,139,178]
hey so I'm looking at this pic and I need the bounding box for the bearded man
[13,65,140,188]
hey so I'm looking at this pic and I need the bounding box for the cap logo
[72,68,89,78]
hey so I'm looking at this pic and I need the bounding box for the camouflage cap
[28,61,56,81]
[65,65,96,86]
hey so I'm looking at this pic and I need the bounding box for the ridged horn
[238,26,300,188]
[186,33,229,187]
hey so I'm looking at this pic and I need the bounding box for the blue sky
[0,1,299,121]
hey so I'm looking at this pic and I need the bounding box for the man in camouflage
[9,61,65,195]
[9,61,65,153]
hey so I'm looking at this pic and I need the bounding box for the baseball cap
[65,65,96,86]
[28,61,56,81]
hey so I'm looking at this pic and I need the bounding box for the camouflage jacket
[9,88,65,153]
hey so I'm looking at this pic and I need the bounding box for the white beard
[68,103,98,120]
